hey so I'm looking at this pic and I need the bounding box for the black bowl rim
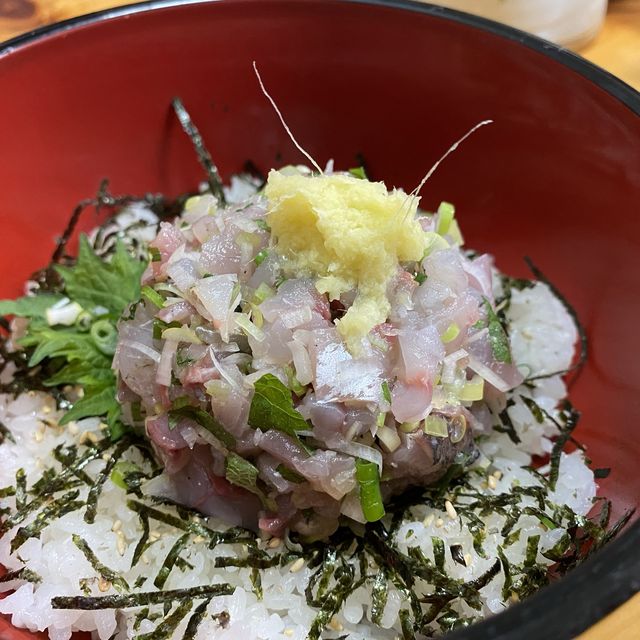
[0,1,639,639]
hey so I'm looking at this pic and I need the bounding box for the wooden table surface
[0,0,638,639]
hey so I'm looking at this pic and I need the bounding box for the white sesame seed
[283,630,294,638]
[68,422,79,435]
[99,422,109,431]
[33,430,44,443]
[79,431,89,444]
[268,537,282,549]
[328,616,343,632]
[142,553,150,565]
[423,513,435,527]
[112,520,122,532]
[42,406,52,415]
[98,577,111,592]
[289,557,305,573]
[116,532,126,556]
[488,475,497,490]
[464,554,472,567]
[193,535,205,544]
[493,470,503,480]
[435,517,444,528]
[445,500,457,520]
[102,452,111,462]
[86,431,99,444]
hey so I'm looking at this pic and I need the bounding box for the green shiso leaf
[0,294,64,318]
[55,236,145,319]
[248,373,309,436]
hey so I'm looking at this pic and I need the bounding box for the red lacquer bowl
[0,2,638,639]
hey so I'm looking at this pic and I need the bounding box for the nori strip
[72,534,129,592]
[0,485,15,498]
[0,420,15,444]
[85,436,132,524]
[497,548,512,601]
[126,500,254,548]
[399,608,416,640]
[172,98,226,205]
[11,490,84,552]
[431,537,445,571]
[136,599,193,640]
[307,563,364,640]
[520,396,544,423]
[524,257,588,384]
[1,438,109,534]
[53,444,94,486]
[370,568,389,626]
[153,533,190,589]
[183,598,211,640]
[131,510,150,569]
[495,401,520,445]
[51,583,234,610]
[524,535,540,567]
[450,544,466,567]
[250,567,263,600]
[0,567,41,583]
[547,402,580,490]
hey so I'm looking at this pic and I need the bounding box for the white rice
[0,282,597,639]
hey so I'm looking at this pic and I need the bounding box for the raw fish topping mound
[115,167,525,539]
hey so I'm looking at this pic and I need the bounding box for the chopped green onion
[254,249,269,266]
[234,313,265,342]
[381,381,392,405]
[399,421,420,433]
[377,425,401,453]
[423,231,450,257]
[424,415,448,438]
[348,166,367,180]
[441,322,460,343]
[153,319,181,340]
[376,412,386,428]
[161,327,202,344]
[90,320,118,356]
[284,365,307,397]
[253,283,274,304]
[355,459,385,522]
[414,272,427,285]
[255,219,271,232]
[149,247,162,262]
[141,285,165,309]
[460,375,484,402]
[448,219,464,245]
[110,461,142,490]
[436,201,455,236]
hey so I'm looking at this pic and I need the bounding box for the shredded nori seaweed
[72,534,130,593]
[172,98,226,205]
[51,584,234,610]
[84,436,132,524]
[136,599,194,640]
[153,533,190,589]
[10,490,84,553]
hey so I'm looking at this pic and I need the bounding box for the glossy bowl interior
[0,1,639,638]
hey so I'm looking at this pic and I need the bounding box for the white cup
[433,0,608,48]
